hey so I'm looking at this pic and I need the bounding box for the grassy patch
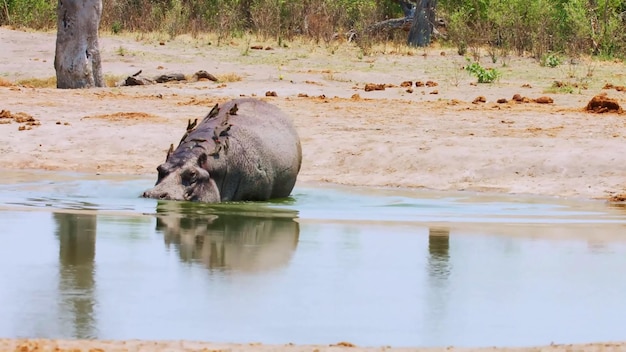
[104,74,126,87]
[216,73,243,83]
[16,76,56,88]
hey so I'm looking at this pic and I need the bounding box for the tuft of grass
[544,84,574,94]
[16,76,56,88]
[543,80,587,94]
[104,74,125,87]
[322,72,351,83]
[116,46,127,56]
[216,73,242,83]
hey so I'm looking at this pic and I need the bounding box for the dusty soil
[1,27,626,351]
[1,28,626,201]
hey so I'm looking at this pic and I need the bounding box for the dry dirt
[1,28,626,201]
[1,27,626,351]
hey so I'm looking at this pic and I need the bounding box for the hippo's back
[198,98,302,201]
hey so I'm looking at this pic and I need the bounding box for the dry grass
[16,76,56,88]
[104,74,126,87]
[0,77,14,87]
[216,72,243,83]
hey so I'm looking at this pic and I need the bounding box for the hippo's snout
[142,189,170,200]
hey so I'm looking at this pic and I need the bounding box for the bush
[2,0,626,59]
[1,0,56,29]
[440,0,626,59]
[465,59,501,83]
[541,53,561,67]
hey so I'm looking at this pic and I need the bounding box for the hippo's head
[142,152,221,202]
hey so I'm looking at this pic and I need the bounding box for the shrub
[465,59,501,83]
[541,53,561,68]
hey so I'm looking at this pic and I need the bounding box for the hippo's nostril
[158,192,169,199]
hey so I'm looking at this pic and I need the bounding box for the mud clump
[534,96,554,104]
[400,81,413,87]
[602,83,626,92]
[0,109,40,130]
[472,96,486,104]
[364,83,385,92]
[585,93,623,113]
[512,94,531,103]
[265,91,278,97]
[331,342,357,347]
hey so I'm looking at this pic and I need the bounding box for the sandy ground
[1,27,626,351]
[1,28,626,201]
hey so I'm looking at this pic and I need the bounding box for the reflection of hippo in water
[142,98,302,203]
[155,201,299,272]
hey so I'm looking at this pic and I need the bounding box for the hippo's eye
[156,165,169,179]
[182,170,197,186]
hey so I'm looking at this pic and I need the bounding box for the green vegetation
[465,59,500,83]
[1,0,626,59]
[442,0,626,59]
[541,53,562,68]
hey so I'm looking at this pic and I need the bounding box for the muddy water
[1,170,626,348]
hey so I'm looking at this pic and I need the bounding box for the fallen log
[154,73,186,83]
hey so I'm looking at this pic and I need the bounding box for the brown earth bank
[1,28,626,351]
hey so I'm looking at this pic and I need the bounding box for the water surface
[1,170,625,347]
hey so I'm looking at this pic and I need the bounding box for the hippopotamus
[142,98,302,202]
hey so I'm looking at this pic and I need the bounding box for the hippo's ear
[197,153,208,169]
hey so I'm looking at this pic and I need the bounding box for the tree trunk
[54,0,104,89]
[407,0,436,47]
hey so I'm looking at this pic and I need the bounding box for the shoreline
[3,338,626,352]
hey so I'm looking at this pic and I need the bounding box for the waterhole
[0,169,625,347]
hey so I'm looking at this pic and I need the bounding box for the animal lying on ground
[142,98,302,202]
